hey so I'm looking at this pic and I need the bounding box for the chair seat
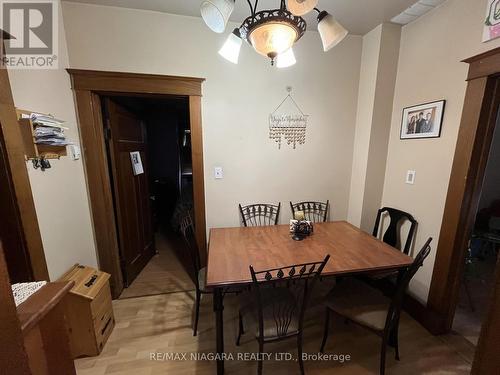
[240,287,300,340]
[325,278,391,331]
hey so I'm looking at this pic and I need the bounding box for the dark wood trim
[403,294,445,335]
[0,241,31,374]
[68,69,206,298]
[17,281,74,333]
[0,115,33,282]
[0,63,48,281]
[68,69,204,97]
[71,90,124,296]
[427,76,498,332]
[189,96,207,260]
[426,48,500,374]
[463,46,500,80]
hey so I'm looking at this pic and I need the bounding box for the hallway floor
[453,251,497,346]
[119,231,194,299]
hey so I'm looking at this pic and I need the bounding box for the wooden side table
[59,264,115,358]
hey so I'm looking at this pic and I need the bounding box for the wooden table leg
[213,287,224,375]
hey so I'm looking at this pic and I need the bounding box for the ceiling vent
[391,0,446,25]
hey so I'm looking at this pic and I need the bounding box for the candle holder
[290,219,313,241]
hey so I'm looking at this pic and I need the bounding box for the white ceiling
[62,0,420,35]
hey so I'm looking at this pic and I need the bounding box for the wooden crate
[58,264,115,358]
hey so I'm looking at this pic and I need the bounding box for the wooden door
[104,98,154,286]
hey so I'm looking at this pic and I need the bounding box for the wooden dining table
[206,221,414,374]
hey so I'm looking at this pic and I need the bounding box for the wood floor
[452,252,497,346]
[119,232,194,299]
[76,288,473,374]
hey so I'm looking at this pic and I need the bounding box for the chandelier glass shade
[276,48,296,68]
[248,21,297,59]
[200,0,235,33]
[241,8,306,64]
[204,0,348,66]
[287,0,318,16]
[317,10,348,51]
[218,28,242,64]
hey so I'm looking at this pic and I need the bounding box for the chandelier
[201,0,348,67]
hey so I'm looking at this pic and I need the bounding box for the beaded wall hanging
[269,87,309,150]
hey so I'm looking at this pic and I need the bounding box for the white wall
[381,0,500,303]
[348,23,401,232]
[7,0,97,280]
[361,24,401,232]
[61,2,363,230]
[348,25,381,226]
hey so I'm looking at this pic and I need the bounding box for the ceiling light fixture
[201,0,235,33]
[287,0,318,17]
[203,0,348,66]
[317,10,348,51]
[276,48,296,68]
[218,28,243,63]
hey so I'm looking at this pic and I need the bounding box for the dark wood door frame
[427,47,500,334]
[0,241,31,374]
[67,69,206,298]
[0,35,49,282]
[414,47,500,372]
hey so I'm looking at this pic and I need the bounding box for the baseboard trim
[403,294,446,335]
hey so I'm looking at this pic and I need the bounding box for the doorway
[68,69,206,298]
[424,48,500,374]
[102,95,195,298]
[452,105,500,346]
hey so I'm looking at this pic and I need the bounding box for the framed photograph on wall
[483,0,500,42]
[400,100,446,140]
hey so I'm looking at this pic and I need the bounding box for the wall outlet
[214,167,223,179]
[406,170,416,184]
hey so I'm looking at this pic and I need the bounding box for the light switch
[406,170,416,185]
[70,145,81,160]
[214,167,223,179]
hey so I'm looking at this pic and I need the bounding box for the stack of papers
[30,113,68,129]
[26,113,73,146]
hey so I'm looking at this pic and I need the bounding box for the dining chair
[179,211,209,336]
[366,207,418,285]
[319,238,432,375]
[290,200,329,223]
[373,207,417,255]
[236,255,330,375]
[239,203,281,227]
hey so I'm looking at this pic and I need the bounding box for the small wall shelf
[17,109,68,160]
